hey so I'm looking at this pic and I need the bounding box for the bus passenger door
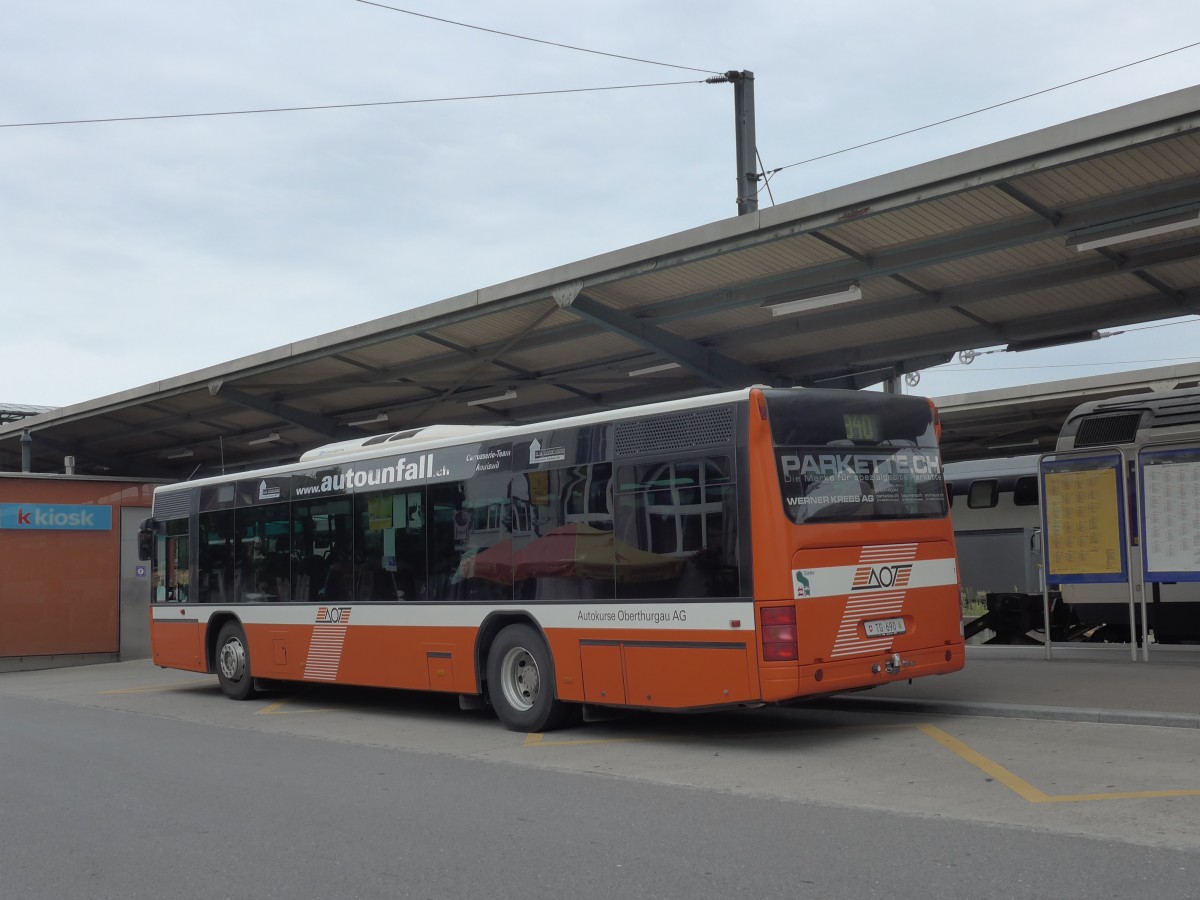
[150,531,205,672]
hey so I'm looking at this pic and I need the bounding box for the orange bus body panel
[746,388,964,700]
[236,620,481,694]
[553,627,756,710]
[150,612,205,673]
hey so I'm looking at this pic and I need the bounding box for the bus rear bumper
[762,642,964,703]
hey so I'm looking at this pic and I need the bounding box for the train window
[1013,476,1039,507]
[967,479,998,509]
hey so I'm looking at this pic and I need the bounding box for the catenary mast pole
[708,70,758,215]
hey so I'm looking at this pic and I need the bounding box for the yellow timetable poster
[1043,467,1123,577]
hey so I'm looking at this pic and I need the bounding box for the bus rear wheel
[487,624,570,732]
[215,622,258,701]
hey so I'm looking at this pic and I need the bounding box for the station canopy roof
[934,360,1200,461]
[5,84,1200,478]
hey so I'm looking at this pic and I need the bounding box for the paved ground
[824,644,1200,727]
[6,647,1200,856]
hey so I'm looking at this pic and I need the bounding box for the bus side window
[429,475,512,602]
[352,488,428,602]
[515,464,614,602]
[614,456,739,600]
[154,519,190,603]
[967,479,999,509]
[198,509,236,604]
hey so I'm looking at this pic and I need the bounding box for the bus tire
[215,621,258,701]
[486,624,570,732]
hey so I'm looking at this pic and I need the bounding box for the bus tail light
[760,605,798,661]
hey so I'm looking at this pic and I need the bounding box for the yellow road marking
[918,724,1050,802]
[256,699,333,716]
[529,721,1200,804]
[523,720,908,748]
[95,687,1200,802]
[525,731,647,746]
[919,723,1200,803]
[98,681,211,695]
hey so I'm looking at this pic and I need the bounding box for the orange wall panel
[0,478,153,657]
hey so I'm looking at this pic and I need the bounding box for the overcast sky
[5,1,1200,409]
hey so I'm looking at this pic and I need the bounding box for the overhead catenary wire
[750,38,1200,191]
[910,320,1200,378]
[353,1,722,75]
[930,356,1200,372]
[0,81,703,129]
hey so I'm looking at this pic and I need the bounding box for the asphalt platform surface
[826,644,1200,728]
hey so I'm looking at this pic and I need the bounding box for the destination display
[776,447,945,524]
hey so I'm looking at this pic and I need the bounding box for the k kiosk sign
[0,502,114,531]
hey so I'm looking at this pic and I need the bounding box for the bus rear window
[766,390,946,524]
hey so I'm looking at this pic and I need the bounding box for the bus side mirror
[137,517,156,561]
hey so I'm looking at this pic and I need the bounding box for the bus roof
[152,387,762,495]
[152,386,938,497]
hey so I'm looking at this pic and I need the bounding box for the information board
[1040,454,1127,583]
[1139,447,1200,582]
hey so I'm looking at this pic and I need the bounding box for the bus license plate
[864,617,906,637]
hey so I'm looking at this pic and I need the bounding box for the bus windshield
[767,390,946,524]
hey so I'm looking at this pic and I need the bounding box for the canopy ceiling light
[1066,207,1200,252]
[165,449,194,459]
[466,389,517,407]
[248,432,281,446]
[348,412,389,427]
[986,439,1039,451]
[628,362,681,377]
[763,283,862,316]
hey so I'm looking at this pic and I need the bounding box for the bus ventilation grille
[615,406,734,456]
[152,490,192,521]
[1073,413,1141,448]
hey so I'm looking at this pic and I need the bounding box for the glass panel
[768,392,945,524]
[430,475,512,601]
[197,509,236,603]
[614,457,739,599]
[512,464,615,601]
[353,488,427,601]
[968,480,999,509]
[232,504,292,602]
[292,498,353,603]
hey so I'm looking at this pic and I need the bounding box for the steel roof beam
[416,320,600,405]
[706,234,1200,351]
[642,176,1200,325]
[554,289,780,389]
[208,381,346,439]
[787,287,1200,382]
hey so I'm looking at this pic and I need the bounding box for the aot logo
[851,564,913,592]
[0,503,113,531]
[315,607,351,625]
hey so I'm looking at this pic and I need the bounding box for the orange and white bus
[140,387,963,730]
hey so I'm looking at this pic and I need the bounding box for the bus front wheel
[215,622,258,701]
[486,624,570,732]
